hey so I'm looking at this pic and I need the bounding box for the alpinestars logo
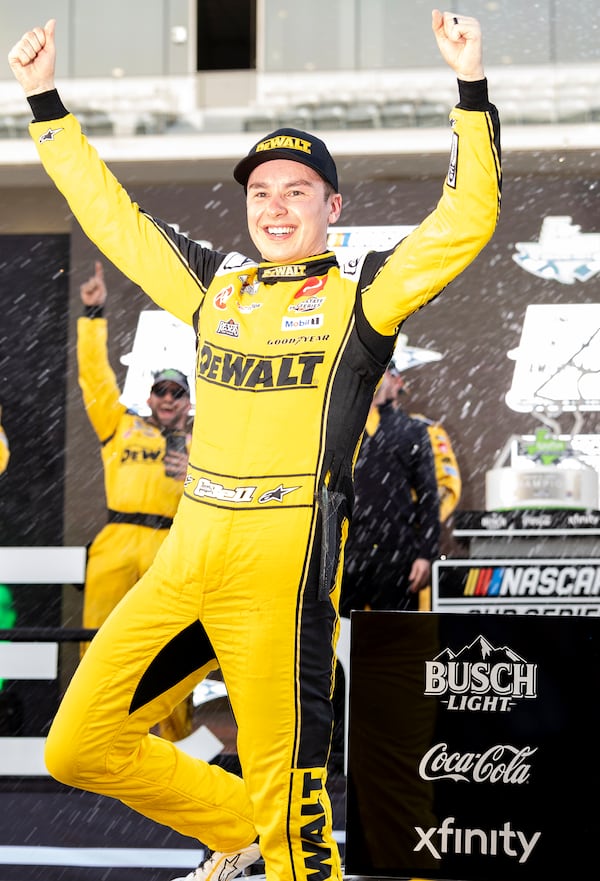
[258,484,299,503]
[425,635,537,712]
[39,127,63,142]
[415,817,540,864]
[213,852,250,881]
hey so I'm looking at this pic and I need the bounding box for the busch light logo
[425,635,537,712]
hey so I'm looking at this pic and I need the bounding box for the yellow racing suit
[78,313,193,740]
[34,79,501,881]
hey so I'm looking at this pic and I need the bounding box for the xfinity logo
[425,636,537,712]
[415,817,540,864]
[419,742,536,784]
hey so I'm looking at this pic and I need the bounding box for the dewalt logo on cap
[255,135,312,156]
[233,126,339,191]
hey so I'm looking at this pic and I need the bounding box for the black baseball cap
[233,127,339,192]
[151,369,190,396]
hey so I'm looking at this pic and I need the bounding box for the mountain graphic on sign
[433,635,526,664]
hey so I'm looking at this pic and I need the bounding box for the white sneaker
[173,842,261,881]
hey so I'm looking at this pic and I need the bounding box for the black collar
[257,251,338,284]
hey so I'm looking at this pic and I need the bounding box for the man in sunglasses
[78,260,193,741]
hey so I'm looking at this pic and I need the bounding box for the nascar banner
[432,558,600,616]
[345,610,599,880]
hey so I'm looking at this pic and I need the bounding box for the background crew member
[386,334,462,609]
[340,365,441,616]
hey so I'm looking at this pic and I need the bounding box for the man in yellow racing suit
[78,260,193,740]
[9,10,501,881]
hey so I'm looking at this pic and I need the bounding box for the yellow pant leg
[82,523,144,637]
[82,522,193,742]
[47,501,343,881]
[211,507,343,881]
[46,517,256,849]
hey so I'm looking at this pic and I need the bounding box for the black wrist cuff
[27,89,69,123]
[456,78,489,110]
[83,305,104,319]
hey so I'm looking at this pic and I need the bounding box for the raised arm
[7,19,56,95]
[431,8,484,81]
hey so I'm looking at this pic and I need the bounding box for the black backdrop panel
[0,234,69,545]
[0,234,69,735]
[346,610,599,880]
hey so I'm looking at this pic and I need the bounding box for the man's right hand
[80,261,107,308]
[7,19,57,96]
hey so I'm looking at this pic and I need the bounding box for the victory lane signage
[345,611,599,880]
[432,557,600,615]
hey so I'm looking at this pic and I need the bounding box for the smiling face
[246,159,342,263]
[147,382,191,430]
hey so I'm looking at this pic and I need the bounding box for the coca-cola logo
[419,742,537,784]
